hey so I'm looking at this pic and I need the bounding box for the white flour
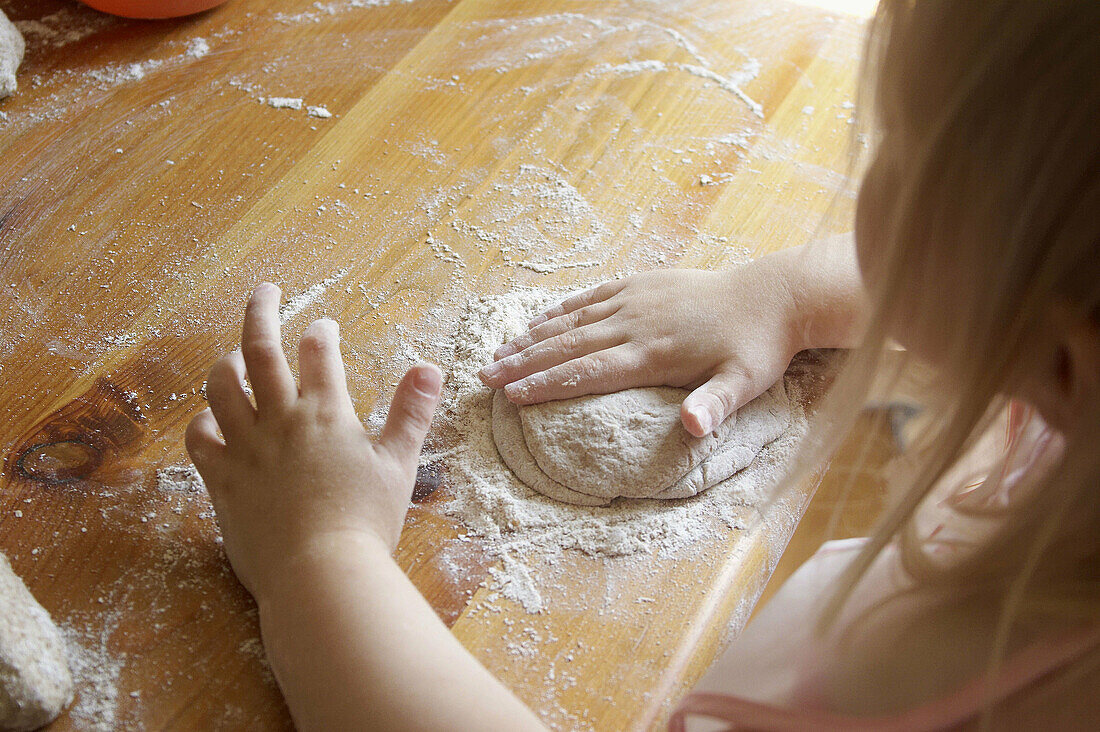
[185,38,210,59]
[429,288,809,612]
[265,96,304,110]
[278,268,349,324]
[274,0,416,25]
[442,164,615,275]
[60,616,124,732]
[585,57,764,117]
[154,465,205,493]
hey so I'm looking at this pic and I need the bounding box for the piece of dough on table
[1,552,73,732]
[1,10,25,100]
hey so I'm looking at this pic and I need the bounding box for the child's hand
[479,261,803,438]
[185,283,442,601]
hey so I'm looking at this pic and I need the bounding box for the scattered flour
[154,465,205,493]
[265,96,304,110]
[60,617,124,732]
[278,268,349,324]
[101,332,137,349]
[425,232,466,268]
[680,63,765,118]
[88,60,162,85]
[513,259,601,274]
[185,37,210,59]
[429,288,810,612]
[274,0,417,25]
[237,638,275,684]
[261,97,335,119]
[487,554,545,614]
[440,164,612,274]
[586,58,764,118]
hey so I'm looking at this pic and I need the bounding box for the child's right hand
[185,284,441,602]
[479,258,806,437]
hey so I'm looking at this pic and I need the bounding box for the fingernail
[480,361,501,379]
[494,344,514,360]
[689,405,713,434]
[413,365,442,396]
[306,318,337,336]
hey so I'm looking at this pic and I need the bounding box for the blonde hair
[798,0,1100,714]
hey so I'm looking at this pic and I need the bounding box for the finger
[681,370,756,437]
[526,280,624,329]
[298,319,349,401]
[379,363,443,467]
[185,408,226,472]
[241,283,298,412]
[205,350,255,442]
[493,301,619,361]
[502,344,645,405]
[481,325,624,389]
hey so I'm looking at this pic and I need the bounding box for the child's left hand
[184,283,442,602]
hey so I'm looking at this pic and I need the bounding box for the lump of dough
[1,552,73,732]
[0,11,25,100]
[493,381,790,506]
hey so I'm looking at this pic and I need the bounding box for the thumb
[681,370,752,438]
[380,363,443,464]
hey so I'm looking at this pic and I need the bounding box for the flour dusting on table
[60,616,124,731]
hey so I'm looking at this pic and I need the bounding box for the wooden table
[0,0,871,728]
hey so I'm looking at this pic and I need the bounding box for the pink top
[671,404,1098,731]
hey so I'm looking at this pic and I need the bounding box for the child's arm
[186,284,546,732]
[480,234,867,436]
[256,534,545,732]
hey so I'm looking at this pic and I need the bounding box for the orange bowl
[77,0,230,19]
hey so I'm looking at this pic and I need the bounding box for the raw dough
[0,10,24,100]
[1,552,73,732]
[493,381,790,506]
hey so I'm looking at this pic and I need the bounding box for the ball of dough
[1,552,73,732]
[493,381,790,506]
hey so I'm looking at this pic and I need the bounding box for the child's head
[814,0,1100,639]
[856,0,1100,418]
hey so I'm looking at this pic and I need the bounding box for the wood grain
[0,0,874,729]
